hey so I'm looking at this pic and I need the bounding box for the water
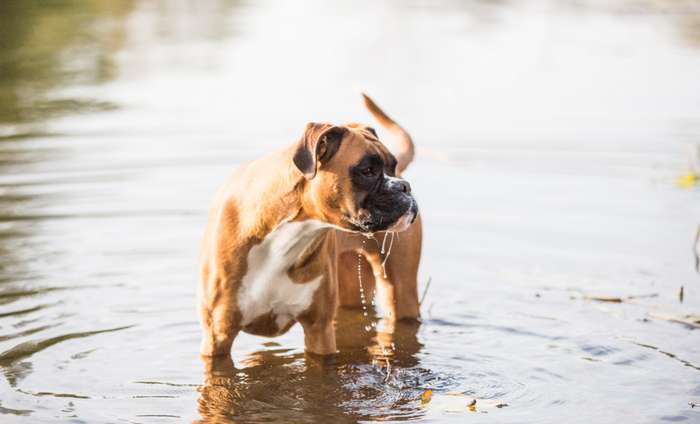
[1,0,700,422]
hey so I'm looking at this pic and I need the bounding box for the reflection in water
[0,0,240,128]
[0,1,246,419]
[0,0,699,422]
[0,0,132,125]
[197,309,439,423]
[0,0,134,330]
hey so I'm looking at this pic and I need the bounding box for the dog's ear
[293,123,347,180]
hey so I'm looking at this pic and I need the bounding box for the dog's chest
[237,220,327,333]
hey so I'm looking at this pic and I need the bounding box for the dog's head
[293,122,418,233]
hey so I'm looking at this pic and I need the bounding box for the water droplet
[357,239,374,332]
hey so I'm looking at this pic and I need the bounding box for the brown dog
[198,94,422,357]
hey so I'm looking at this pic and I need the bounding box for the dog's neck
[238,148,308,240]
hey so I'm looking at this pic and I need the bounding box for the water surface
[1,1,699,422]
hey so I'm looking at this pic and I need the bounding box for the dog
[198,94,422,357]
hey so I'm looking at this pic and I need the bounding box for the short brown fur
[198,95,422,358]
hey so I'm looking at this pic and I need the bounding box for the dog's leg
[299,316,336,355]
[366,217,422,321]
[199,298,239,357]
[337,250,376,309]
[298,265,338,356]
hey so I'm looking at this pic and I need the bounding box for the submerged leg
[299,263,338,355]
[299,317,337,355]
[199,301,239,357]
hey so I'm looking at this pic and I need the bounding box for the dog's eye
[361,167,377,177]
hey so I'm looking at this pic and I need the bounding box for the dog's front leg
[298,273,338,356]
[198,280,240,357]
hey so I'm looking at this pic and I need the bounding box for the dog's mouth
[344,197,418,234]
[386,204,418,232]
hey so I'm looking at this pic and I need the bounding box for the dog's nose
[386,176,412,194]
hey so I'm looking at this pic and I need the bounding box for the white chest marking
[237,220,328,330]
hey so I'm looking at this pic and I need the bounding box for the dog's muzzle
[350,176,418,233]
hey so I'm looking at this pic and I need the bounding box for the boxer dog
[198,94,422,357]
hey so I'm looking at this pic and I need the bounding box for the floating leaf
[570,290,658,304]
[422,392,508,414]
[649,312,700,329]
[676,172,697,188]
[420,389,433,404]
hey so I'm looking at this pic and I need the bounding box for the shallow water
[1,1,700,422]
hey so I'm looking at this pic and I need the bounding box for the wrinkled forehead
[337,124,398,170]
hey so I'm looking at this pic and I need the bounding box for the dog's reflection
[196,309,423,423]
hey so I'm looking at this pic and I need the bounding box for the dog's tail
[362,93,415,174]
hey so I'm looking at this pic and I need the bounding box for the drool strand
[380,232,395,278]
[357,239,379,332]
[357,240,371,331]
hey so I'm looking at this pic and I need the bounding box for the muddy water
[1,1,700,422]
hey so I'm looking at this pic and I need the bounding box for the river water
[1,1,699,423]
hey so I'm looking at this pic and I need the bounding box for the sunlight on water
[0,0,699,422]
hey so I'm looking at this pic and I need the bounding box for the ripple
[0,401,32,416]
[16,389,89,399]
[0,324,58,342]
[0,302,58,318]
[0,325,133,367]
[0,287,63,301]
[580,344,620,357]
[633,342,700,372]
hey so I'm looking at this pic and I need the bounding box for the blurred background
[1,1,699,423]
